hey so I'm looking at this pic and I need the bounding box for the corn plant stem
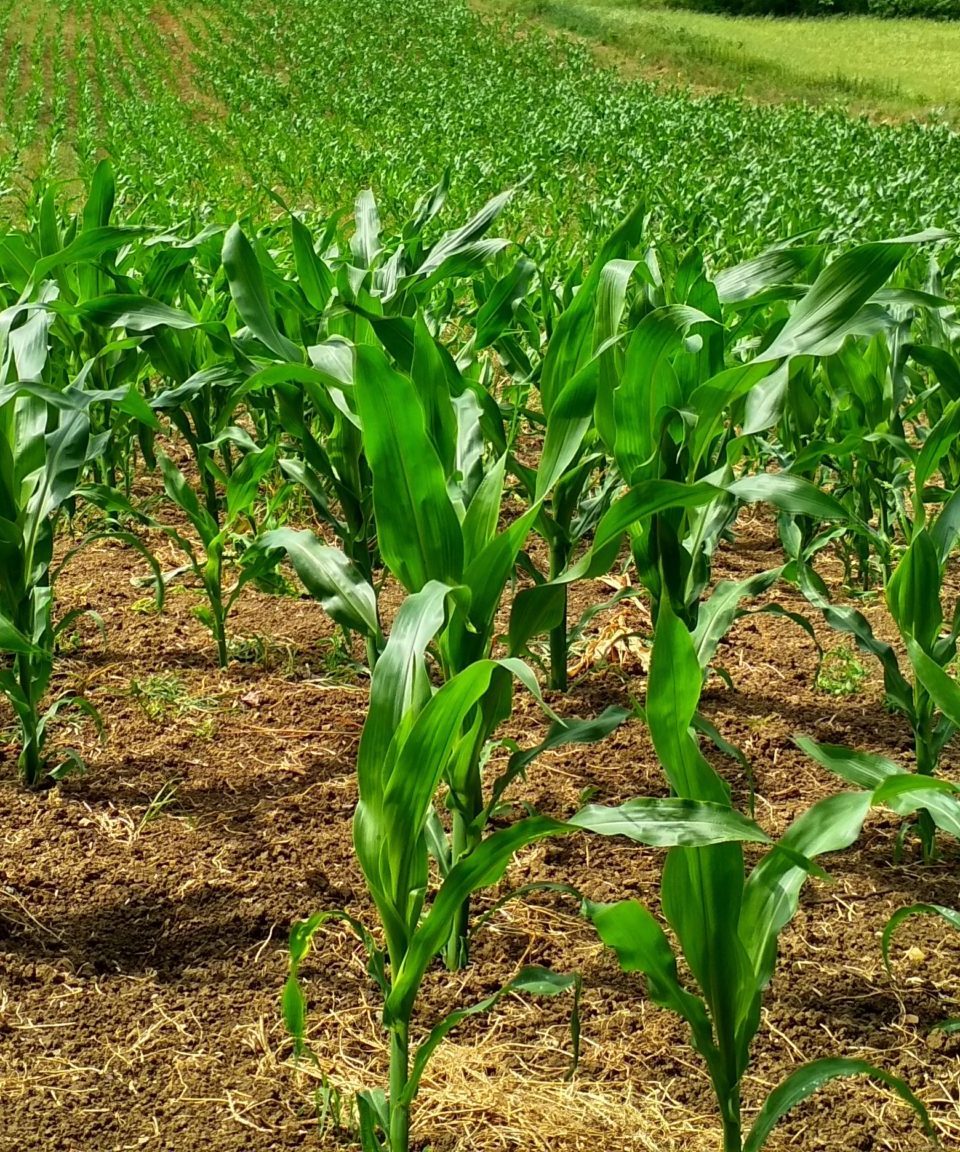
[97,399,117,492]
[214,624,228,668]
[207,582,228,668]
[548,536,569,693]
[389,1023,410,1152]
[444,809,473,970]
[16,654,42,789]
[365,632,380,672]
[204,549,229,668]
[721,1104,742,1152]
[202,470,220,524]
[914,700,938,861]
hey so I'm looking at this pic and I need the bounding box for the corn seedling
[284,581,775,1152]
[0,379,159,785]
[798,489,960,857]
[583,602,935,1152]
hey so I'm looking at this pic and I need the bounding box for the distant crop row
[1,164,959,1147]
[2,0,959,266]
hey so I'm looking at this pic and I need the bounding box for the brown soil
[0,505,958,1152]
[147,1,228,123]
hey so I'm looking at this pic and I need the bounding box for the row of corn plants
[7,0,960,257]
[1,169,959,1146]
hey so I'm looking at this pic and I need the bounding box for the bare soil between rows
[1,507,958,1152]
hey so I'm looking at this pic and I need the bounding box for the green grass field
[487,0,960,121]
[1,0,958,262]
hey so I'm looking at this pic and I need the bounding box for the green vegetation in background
[487,0,960,122]
[2,0,960,262]
[677,0,960,20]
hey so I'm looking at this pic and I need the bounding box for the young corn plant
[152,437,281,667]
[583,602,935,1152]
[81,225,305,666]
[225,190,522,669]
[509,205,647,690]
[261,322,588,966]
[0,381,159,785]
[5,163,164,492]
[508,229,924,685]
[770,334,915,589]
[624,235,941,637]
[795,727,960,865]
[796,485,960,858]
[284,582,775,1152]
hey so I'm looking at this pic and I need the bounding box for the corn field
[0,3,959,1152]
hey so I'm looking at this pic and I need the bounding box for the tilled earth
[0,507,958,1152]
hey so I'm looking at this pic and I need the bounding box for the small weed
[131,596,161,615]
[317,633,357,682]
[314,1072,351,1138]
[193,715,218,741]
[227,634,268,664]
[135,778,182,834]
[129,674,220,721]
[816,646,867,696]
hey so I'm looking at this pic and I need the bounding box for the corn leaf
[222,223,301,362]
[353,344,463,591]
[258,527,380,639]
[743,1058,933,1152]
[882,903,960,975]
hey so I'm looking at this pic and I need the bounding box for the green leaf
[28,226,148,289]
[507,581,566,658]
[882,903,960,975]
[157,455,219,546]
[258,528,380,639]
[647,601,728,803]
[78,295,217,333]
[489,705,630,812]
[906,637,960,729]
[386,815,571,1023]
[537,355,602,500]
[916,398,960,496]
[291,214,334,313]
[743,1058,933,1152]
[26,408,92,529]
[612,305,716,482]
[794,735,900,789]
[584,898,724,1092]
[225,444,277,521]
[416,188,513,279]
[222,223,301,362]
[475,255,536,348]
[540,203,646,417]
[570,798,771,846]
[0,612,39,655]
[740,792,871,992]
[713,244,818,305]
[796,567,912,714]
[726,473,852,523]
[404,966,579,1106]
[456,501,540,660]
[353,344,463,592]
[358,581,452,789]
[692,569,783,673]
[757,240,918,362]
[886,531,942,650]
[410,313,459,478]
